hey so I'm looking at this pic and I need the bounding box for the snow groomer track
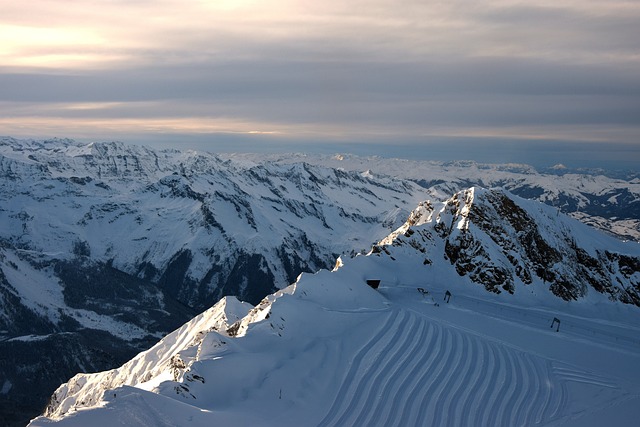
[318,306,623,427]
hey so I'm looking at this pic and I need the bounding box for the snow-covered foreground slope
[30,264,640,427]
[31,191,640,426]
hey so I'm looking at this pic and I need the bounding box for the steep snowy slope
[31,189,640,426]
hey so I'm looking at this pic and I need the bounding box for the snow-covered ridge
[31,188,640,426]
[43,296,251,418]
[379,187,639,304]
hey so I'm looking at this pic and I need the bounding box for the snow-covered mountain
[0,137,430,425]
[1,137,638,426]
[0,137,427,309]
[225,153,640,242]
[30,188,640,426]
[378,187,640,305]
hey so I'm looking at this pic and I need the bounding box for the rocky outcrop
[378,187,640,306]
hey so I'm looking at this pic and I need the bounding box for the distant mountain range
[224,152,640,242]
[0,137,638,426]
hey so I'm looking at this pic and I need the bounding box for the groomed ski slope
[317,286,637,427]
[31,251,640,427]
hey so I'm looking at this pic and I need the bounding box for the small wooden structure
[366,279,381,289]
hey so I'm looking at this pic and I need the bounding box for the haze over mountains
[0,137,638,426]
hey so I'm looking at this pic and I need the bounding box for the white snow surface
[30,193,640,427]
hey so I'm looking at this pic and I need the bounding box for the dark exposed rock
[217,252,278,306]
[0,268,54,336]
[384,187,640,306]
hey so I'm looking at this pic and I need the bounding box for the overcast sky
[1,0,639,168]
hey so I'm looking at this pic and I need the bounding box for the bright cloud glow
[5,0,637,69]
[0,24,108,67]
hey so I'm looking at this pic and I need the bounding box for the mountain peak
[376,187,640,304]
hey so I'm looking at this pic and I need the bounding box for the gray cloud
[1,1,639,168]
[3,58,637,131]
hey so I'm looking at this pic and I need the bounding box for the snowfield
[30,194,640,427]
